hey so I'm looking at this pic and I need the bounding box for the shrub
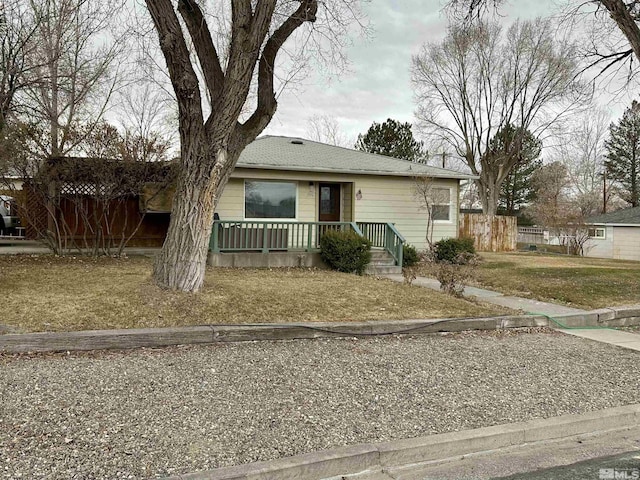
[402,244,419,267]
[433,237,476,264]
[319,229,372,275]
[434,252,480,297]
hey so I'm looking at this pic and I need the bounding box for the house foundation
[207,251,326,268]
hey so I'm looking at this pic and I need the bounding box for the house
[585,206,640,261]
[210,136,476,270]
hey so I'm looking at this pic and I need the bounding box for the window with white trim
[588,227,606,239]
[430,187,453,222]
[244,180,297,219]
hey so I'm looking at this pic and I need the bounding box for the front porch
[208,221,405,272]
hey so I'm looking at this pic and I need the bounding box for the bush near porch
[0,256,506,333]
[474,252,640,310]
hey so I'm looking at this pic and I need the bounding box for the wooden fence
[459,213,517,252]
[22,182,170,247]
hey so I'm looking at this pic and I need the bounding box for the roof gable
[236,136,476,180]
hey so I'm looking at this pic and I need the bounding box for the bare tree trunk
[153,146,236,292]
[476,177,500,216]
[485,188,499,216]
[153,182,213,292]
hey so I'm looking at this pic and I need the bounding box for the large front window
[244,180,297,219]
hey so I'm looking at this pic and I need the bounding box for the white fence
[517,227,548,245]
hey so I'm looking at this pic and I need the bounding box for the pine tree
[486,124,542,214]
[355,119,425,162]
[605,101,640,208]
[500,156,542,214]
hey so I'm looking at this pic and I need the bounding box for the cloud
[264,0,566,142]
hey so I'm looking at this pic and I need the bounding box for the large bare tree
[0,0,41,132]
[22,0,124,158]
[144,0,363,292]
[412,19,587,215]
[552,109,609,216]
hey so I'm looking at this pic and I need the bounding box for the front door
[319,183,341,222]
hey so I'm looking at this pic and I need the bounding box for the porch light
[356,189,362,200]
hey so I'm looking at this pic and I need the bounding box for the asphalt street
[394,427,640,480]
[495,451,640,480]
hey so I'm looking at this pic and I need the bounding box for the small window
[430,188,452,222]
[245,180,297,219]
[588,227,606,239]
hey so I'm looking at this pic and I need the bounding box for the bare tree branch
[177,0,225,102]
[238,0,318,144]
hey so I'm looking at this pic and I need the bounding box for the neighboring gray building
[585,207,640,261]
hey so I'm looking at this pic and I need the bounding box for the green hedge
[319,229,372,275]
[433,237,476,263]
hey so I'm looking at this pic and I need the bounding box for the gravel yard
[2,330,640,479]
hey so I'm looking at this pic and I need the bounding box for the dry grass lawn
[474,252,640,309]
[0,255,504,333]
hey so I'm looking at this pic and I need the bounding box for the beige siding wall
[215,178,244,219]
[343,183,353,222]
[352,176,459,250]
[613,227,640,261]
[217,168,460,250]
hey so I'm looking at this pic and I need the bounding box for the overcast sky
[262,0,628,147]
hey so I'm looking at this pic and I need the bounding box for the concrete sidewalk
[558,328,640,353]
[383,274,586,317]
[383,274,640,353]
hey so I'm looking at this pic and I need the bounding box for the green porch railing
[357,222,405,267]
[210,220,405,266]
[209,221,363,254]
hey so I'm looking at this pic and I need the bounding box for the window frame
[243,179,298,221]
[430,186,455,224]
[588,227,606,239]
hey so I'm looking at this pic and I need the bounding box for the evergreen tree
[486,124,543,214]
[355,119,425,162]
[605,101,640,208]
[500,157,543,214]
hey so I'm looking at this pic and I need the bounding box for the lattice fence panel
[23,182,49,239]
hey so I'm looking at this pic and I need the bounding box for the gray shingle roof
[587,206,640,225]
[236,136,477,180]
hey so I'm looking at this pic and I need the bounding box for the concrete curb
[1,304,639,353]
[163,404,640,480]
[552,305,640,328]
[0,315,550,353]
